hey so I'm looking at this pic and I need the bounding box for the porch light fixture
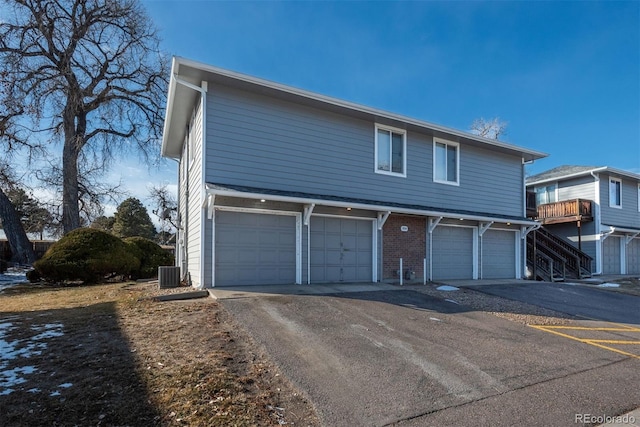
[260,199,266,203]
[346,207,352,211]
[507,222,511,226]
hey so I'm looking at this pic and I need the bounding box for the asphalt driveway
[219,287,640,426]
[465,281,640,324]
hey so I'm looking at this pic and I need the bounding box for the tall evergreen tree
[112,198,156,239]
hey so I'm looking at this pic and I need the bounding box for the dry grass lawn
[0,282,319,426]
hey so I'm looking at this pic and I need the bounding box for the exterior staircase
[526,226,592,282]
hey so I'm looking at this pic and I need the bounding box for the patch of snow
[582,278,602,283]
[0,270,29,291]
[429,317,442,322]
[27,388,40,393]
[50,390,60,397]
[445,299,460,305]
[0,321,64,395]
[436,285,459,291]
[0,366,36,388]
[563,282,578,286]
[58,383,72,388]
[598,283,620,288]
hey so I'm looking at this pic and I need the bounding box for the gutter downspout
[174,75,208,289]
[590,171,602,275]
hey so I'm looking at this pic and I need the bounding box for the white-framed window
[187,121,195,169]
[375,124,406,177]
[535,183,557,205]
[433,138,459,185]
[182,134,189,182]
[609,177,622,208]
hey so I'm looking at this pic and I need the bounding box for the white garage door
[432,226,475,280]
[483,229,516,279]
[215,211,297,286]
[310,217,373,283]
[627,238,640,275]
[602,236,621,274]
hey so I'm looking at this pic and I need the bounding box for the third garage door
[432,226,475,280]
[310,217,373,283]
[482,229,516,279]
[603,236,621,274]
[627,238,640,275]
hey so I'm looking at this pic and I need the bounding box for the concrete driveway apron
[217,286,640,426]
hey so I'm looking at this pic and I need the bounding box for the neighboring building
[161,57,547,288]
[527,165,640,275]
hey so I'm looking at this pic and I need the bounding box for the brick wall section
[382,215,426,281]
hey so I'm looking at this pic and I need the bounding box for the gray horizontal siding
[557,175,596,200]
[600,174,640,229]
[206,84,524,218]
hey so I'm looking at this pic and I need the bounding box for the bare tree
[0,0,168,234]
[470,117,507,140]
[0,162,36,264]
[35,156,127,232]
[148,184,177,244]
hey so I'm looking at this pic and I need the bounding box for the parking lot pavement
[464,281,640,324]
[220,288,640,426]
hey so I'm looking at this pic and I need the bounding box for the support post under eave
[303,203,315,226]
[377,211,391,230]
[206,194,216,219]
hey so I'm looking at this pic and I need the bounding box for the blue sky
[58,0,639,220]
[144,0,639,177]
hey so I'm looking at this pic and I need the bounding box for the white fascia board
[605,168,640,182]
[527,166,640,187]
[526,167,608,186]
[602,224,640,234]
[160,58,180,158]
[172,56,547,161]
[205,186,538,226]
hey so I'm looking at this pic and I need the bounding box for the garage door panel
[603,237,621,274]
[215,211,297,286]
[310,217,373,283]
[628,239,640,275]
[483,230,516,279]
[432,226,474,280]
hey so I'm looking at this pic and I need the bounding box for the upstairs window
[433,138,459,185]
[609,178,622,208]
[375,125,406,177]
[535,183,557,205]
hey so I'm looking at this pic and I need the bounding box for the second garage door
[627,238,640,275]
[310,217,373,283]
[482,229,516,279]
[215,211,297,286]
[432,226,475,280]
[602,236,621,274]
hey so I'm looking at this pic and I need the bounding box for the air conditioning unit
[158,266,180,288]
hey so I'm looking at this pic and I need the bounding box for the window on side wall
[187,121,195,169]
[433,138,459,185]
[535,183,557,205]
[609,178,622,208]
[182,135,188,183]
[375,124,406,177]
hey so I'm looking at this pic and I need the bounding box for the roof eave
[205,184,538,226]
[170,56,548,162]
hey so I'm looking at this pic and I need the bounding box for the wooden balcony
[536,199,593,225]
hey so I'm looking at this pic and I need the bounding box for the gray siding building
[527,166,640,275]
[162,57,547,288]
